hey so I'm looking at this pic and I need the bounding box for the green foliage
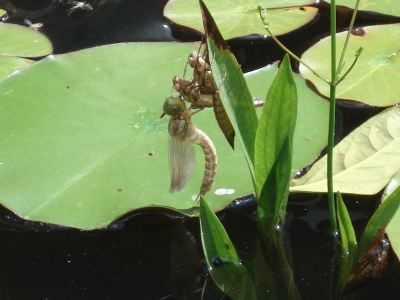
[0,43,257,229]
[291,106,400,194]
[245,65,329,176]
[0,23,52,79]
[300,24,400,106]
[255,54,297,229]
[199,197,256,299]
[336,192,357,296]
[164,0,317,39]
[357,185,400,261]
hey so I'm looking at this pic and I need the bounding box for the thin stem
[336,46,363,86]
[328,0,338,234]
[336,0,361,78]
[258,6,330,84]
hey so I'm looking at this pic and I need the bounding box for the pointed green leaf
[255,55,297,227]
[200,0,258,180]
[245,63,329,176]
[383,171,400,274]
[336,192,357,296]
[357,185,400,261]
[199,197,256,299]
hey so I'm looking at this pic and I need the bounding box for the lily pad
[245,63,329,175]
[0,23,52,57]
[0,42,255,229]
[326,0,400,18]
[290,106,400,194]
[0,56,35,80]
[164,0,318,39]
[299,24,400,106]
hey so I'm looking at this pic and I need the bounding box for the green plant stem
[257,6,329,84]
[328,0,338,234]
[336,0,361,79]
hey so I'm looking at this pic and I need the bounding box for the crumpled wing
[168,135,196,193]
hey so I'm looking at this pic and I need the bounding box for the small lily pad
[0,56,35,80]
[0,23,52,57]
[299,24,400,106]
[164,0,318,39]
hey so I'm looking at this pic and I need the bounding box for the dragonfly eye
[163,96,186,116]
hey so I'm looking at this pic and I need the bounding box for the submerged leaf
[291,106,400,194]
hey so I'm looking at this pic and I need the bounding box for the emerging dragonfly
[172,45,235,149]
[162,96,217,200]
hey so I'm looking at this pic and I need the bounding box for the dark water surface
[1,0,400,299]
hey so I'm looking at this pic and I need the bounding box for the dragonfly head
[163,96,186,116]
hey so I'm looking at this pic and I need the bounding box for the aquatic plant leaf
[0,23,52,57]
[199,197,256,299]
[290,106,400,194]
[0,42,256,229]
[245,63,329,176]
[336,192,357,297]
[0,56,35,80]
[300,24,400,106]
[200,0,258,179]
[164,0,317,39]
[325,0,400,18]
[255,54,297,228]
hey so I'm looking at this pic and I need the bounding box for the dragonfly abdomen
[188,128,218,197]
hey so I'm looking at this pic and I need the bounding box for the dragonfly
[172,45,235,149]
[162,95,218,200]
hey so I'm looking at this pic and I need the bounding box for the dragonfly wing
[168,135,196,193]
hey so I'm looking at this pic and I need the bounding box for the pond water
[1,0,400,299]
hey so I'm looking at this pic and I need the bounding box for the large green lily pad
[299,24,400,106]
[0,41,332,229]
[0,42,257,229]
[164,0,318,39]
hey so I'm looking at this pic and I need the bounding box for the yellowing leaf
[290,106,400,194]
